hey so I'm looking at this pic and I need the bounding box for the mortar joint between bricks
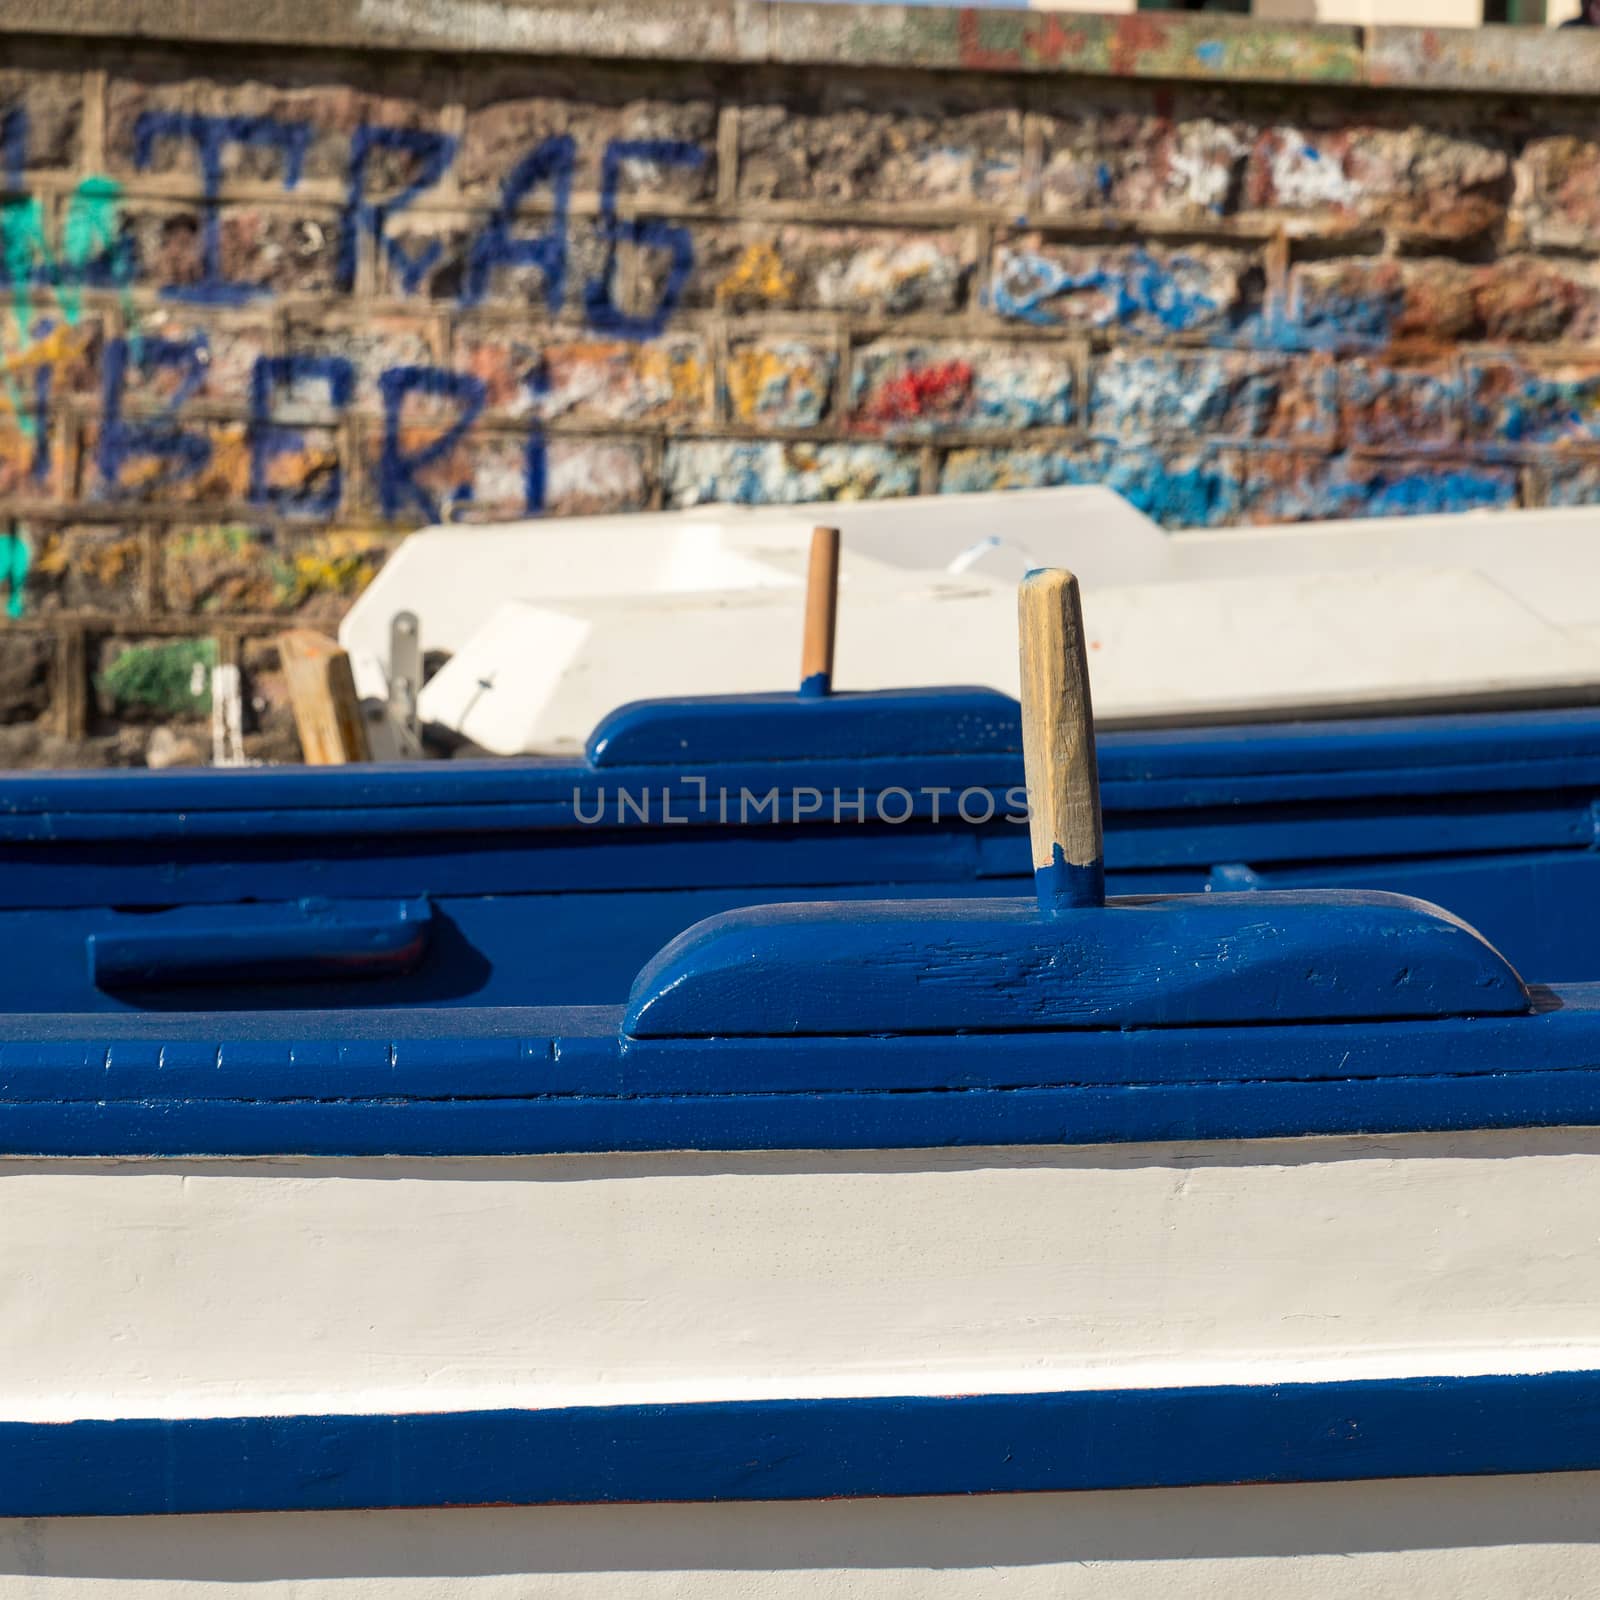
[709,317,733,428]
[139,526,163,621]
[835,328,857,438]
[644,434,667,512]
[966,221,994,332]
[79,65,106,174]
[1020,103,1045,221]
[715,102,741,210]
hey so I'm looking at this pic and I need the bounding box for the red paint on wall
[956,11,1021,73]
[1109,16,1169,77]
[860,360,977,430]
[1020,15,1087,70]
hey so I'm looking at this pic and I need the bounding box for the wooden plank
[277,629,372,766]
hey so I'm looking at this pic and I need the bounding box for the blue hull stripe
[11,1370,1600,1518]
[4,1066,1600,1156]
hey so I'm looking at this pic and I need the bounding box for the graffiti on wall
[0,108,722,523]
[2,104,130,464]
[0,101,1558,553]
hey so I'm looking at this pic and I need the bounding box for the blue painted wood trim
[2,988,1600,1156]
[1034,849,1104,914]
[7,705,1600,838]
[5,1063,1600,1156]
[13,1369,1600,1517]
[0,985,1586,1096]
[586,689,1022,766]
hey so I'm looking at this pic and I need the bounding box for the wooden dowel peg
[278,629,372,767]
[800,525,840,697]
[1017,568,1104,914]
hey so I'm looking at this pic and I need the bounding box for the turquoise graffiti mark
[2,175,127,338]
[0,174,130,439]
[0,530,28,618]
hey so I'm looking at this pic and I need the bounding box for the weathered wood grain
[277,630,373,767]
[800,526,841,696]
[1018,569,1104,911]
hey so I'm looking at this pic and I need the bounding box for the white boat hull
[6,1128,1600,1590]
[10,1132,1600,1416]
[342,491,1600,753]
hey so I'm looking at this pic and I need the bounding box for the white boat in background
[341,489,1600,755]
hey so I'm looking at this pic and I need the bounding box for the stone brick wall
[3,3,1600,763]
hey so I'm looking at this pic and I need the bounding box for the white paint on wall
[6,1472,1600,1597]
[1030,0,1553,21]
[354,0,703,53]
[6,1127,1600,1423]
[1255,0,1485,22]
[1257,127,1361,207]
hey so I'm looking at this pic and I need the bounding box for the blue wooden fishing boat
[0,689,1599,1010]
[4,569,1600,1595]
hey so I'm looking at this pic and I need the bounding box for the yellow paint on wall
[277,533,389,608]
[286,551,369,600]
[635,343,707,409]
[33,529,139,588]
[0,323,84,378]
[715,242,796,308]
[726,347,794,424]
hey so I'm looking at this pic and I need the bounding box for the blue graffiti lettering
[96,335,212,491]
[461,136,575,311]
[133,112,312,304]
[26,348,49,481]
[378,365,486,521]
[584,139,705,341]
[522,358,549,515]
[250,354,355,515]
[1,109,24,192]
[342,125,458,295]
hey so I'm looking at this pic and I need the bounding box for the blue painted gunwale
[0,703,1592,941]
[586,687,1023,765]
[11,1369,1600,1516]
[4,704,1600,830]
[0,983,1598,1155]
